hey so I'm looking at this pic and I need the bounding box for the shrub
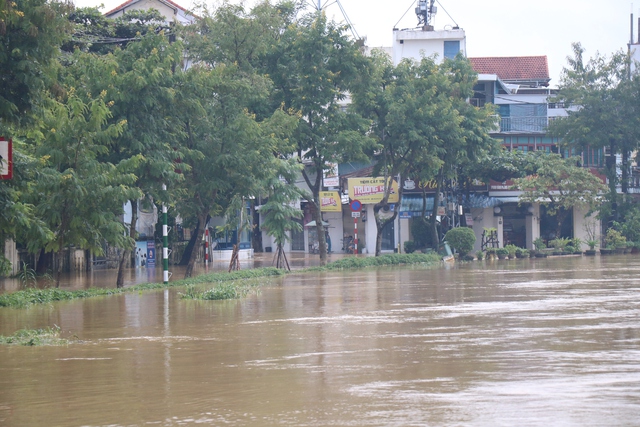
[604,228,626,248]
[404,240,417,254]
[504,244,518,257]
[496,248,509,258]
[533,237,546,250]
[476,250,484,260]
[444,227,476,256]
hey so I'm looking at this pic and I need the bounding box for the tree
[264,11,374,264]
[30,89,141,286]
[352,52,497,254]
[512,153,607,238]
[0,0,72,129]
[172,62,297,278]
[258,160,304,270]
[549,43,640,226]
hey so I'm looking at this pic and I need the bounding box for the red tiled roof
[468,56,550,81]
[105,0,189,16]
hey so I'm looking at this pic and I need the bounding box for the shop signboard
[347,177,399,204]
[320,191,342,212]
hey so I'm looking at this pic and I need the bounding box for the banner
[347,177,399,204]
[320,191,342,212]
[323,163,339,188]
[0,137,12,180]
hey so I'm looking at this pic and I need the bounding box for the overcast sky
[75,0,638,85]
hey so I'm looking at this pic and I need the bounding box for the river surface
[1,255,640,426]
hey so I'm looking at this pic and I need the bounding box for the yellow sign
[347,177,399,204]
[320,191,342,212]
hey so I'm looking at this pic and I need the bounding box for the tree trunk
[228,244,241,272]
[55,246,64,288]
[311,202,327,266]
[179,218,201,265]
[117,199,138,288]
[430,174,444,250]
[184,214,205,279]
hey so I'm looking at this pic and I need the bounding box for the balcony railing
[499,117,548,133]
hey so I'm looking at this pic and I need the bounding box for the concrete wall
[392,28,466,65]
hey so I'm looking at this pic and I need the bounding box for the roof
[105,0,189,16]
[469,56,550,83]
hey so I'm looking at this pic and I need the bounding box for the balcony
[499,116,548,133]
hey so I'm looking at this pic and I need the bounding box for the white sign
[351,212,361,218]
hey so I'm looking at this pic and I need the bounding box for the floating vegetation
[307,253,441,271]
[180,279,264,301]
[0,255,441,309]
[0,267,286,309]
[0,326,69,346]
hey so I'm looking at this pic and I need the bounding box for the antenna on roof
[415,0,436,27]
[307,0,361,40]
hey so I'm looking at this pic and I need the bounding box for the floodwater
[1,255,640,426]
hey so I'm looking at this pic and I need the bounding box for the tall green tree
[258,159,304,270]
[549,43,640,226]
[0,0,72,129]
[172,62,297,278]
[352,52,497,254]
[264,11,373,264]
[512,153,607,238]
[30,88,141,286]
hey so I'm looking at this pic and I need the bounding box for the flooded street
[1,255,640,426]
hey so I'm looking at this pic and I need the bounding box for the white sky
[74,0,639,85]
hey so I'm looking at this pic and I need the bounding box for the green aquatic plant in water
[0,326,69,346]
[180,280,264,301]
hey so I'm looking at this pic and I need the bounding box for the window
[443,41,460,59]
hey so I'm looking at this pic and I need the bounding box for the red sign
[350,199,362,212]
[0,138,12,180]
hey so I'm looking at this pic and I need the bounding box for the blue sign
[147,241,156,267]
[350,199,362,212]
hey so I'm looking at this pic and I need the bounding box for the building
[104,0,196,25]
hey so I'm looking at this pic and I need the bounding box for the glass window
[444,41,460,59]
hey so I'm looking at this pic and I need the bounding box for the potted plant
[549,237,570,255]
[585,239,598,256]
[532,237,547,257]
[476,250,484,261]
[496,247,509,260]
[605,228,626,254]
[485,247,497,260]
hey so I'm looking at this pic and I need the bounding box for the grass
[180,279,264,301]
[0,326,69,346]
[0,254,441,308]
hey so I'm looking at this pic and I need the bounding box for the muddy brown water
[1,255,640,426]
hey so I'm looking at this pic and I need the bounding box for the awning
[305,220,329,227]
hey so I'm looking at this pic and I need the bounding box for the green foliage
[504,244,518,257]
[496,248,509,257]
[444,227,476,255]
[16,262,37,288]
[604,228,626,248]
[180,279,265,300]
[0,0,73,127]
[0,267,286,308]
[475,250,484,260]
[550,43,640,223]
[404,241,417,254]
[512,153,606,238]
[533,237,547,250]
[306,253,441,271]
[0,326,68,346]
[410,217,432,248]
[615,206,640,243]
[549,237,571,250]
